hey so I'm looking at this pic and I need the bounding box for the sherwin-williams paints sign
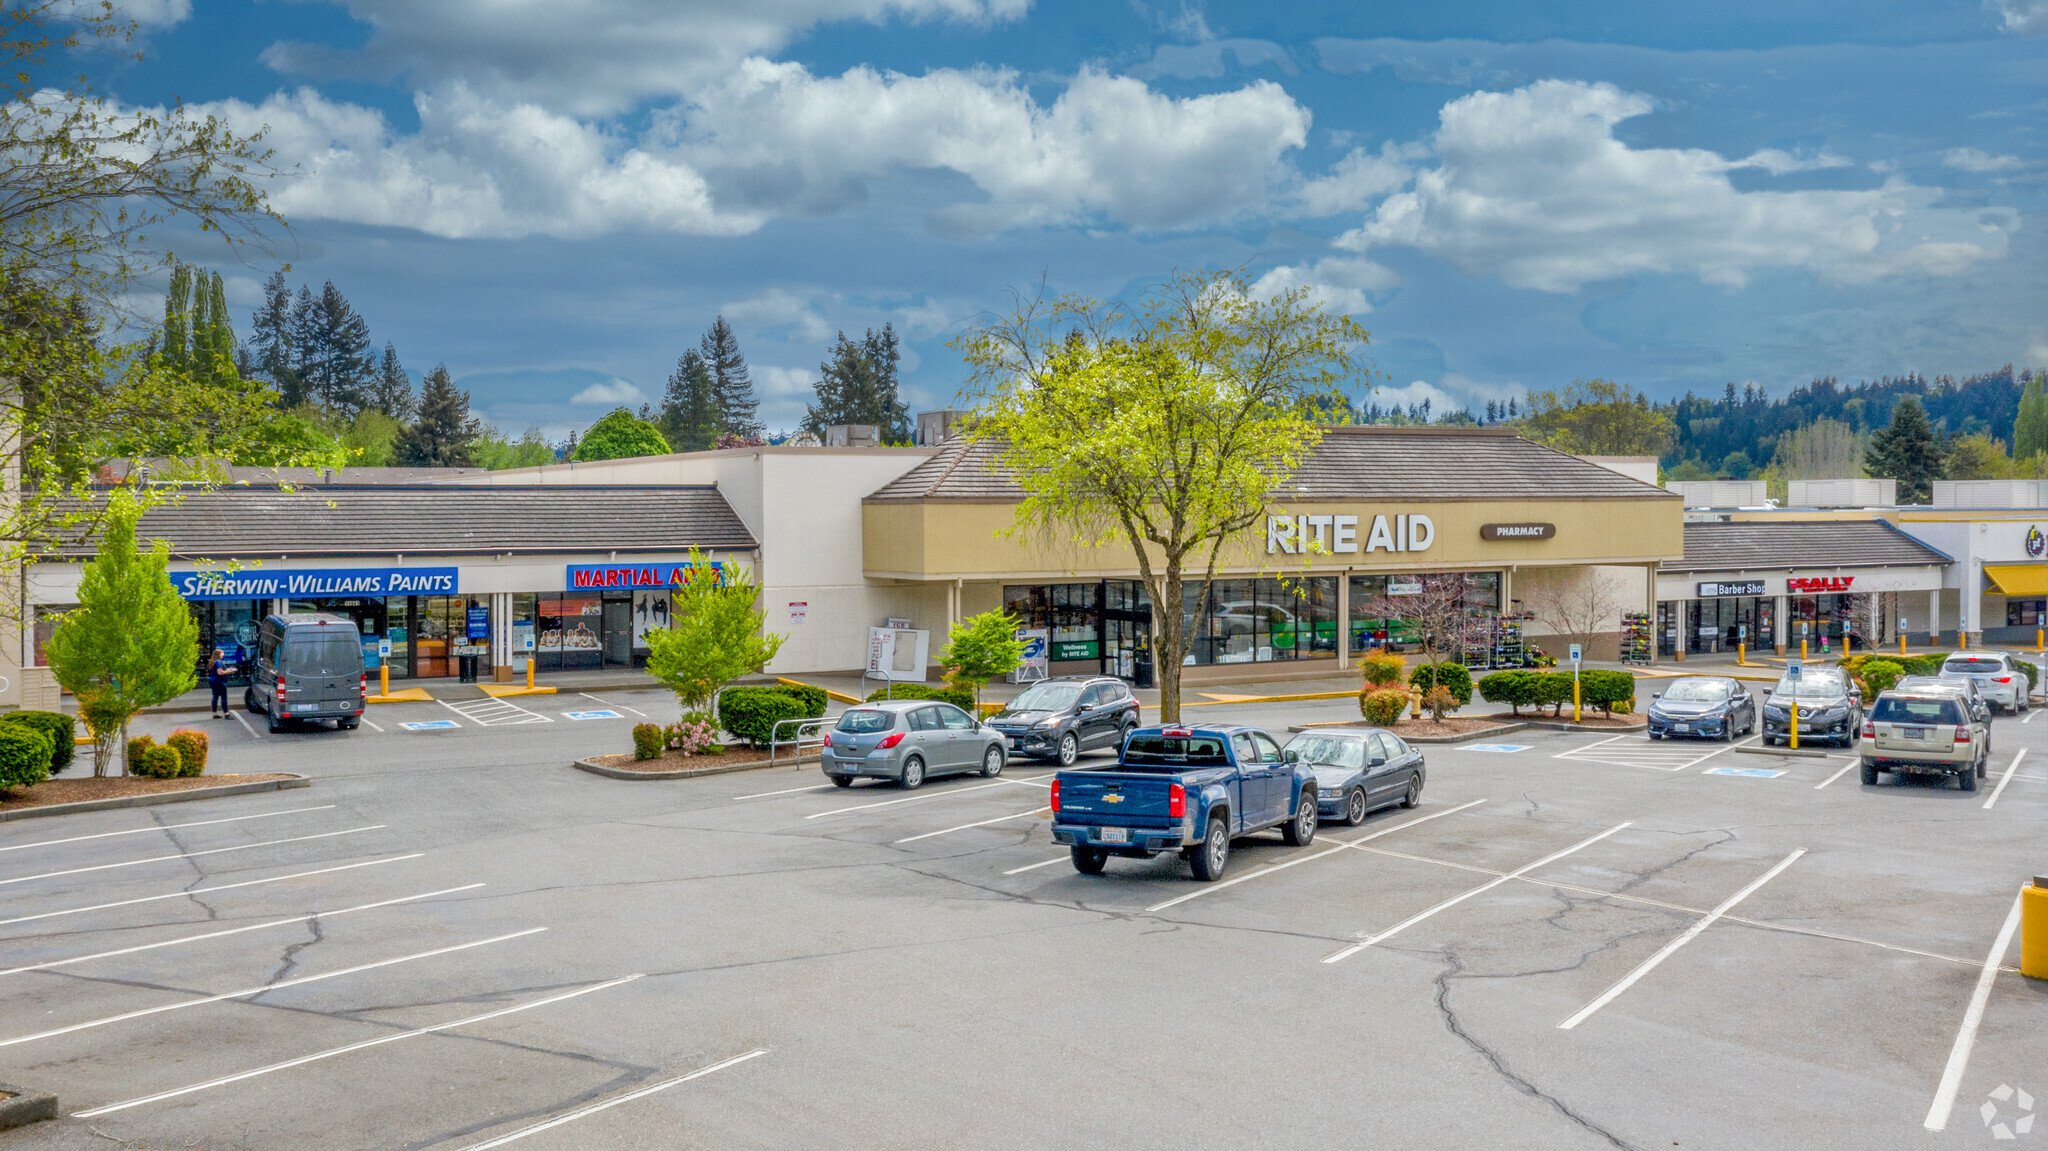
[170,567,459,601]
[566,562,722,590]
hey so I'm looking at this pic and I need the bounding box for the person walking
[207,648,233,718]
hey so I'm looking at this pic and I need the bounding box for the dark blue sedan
[1280,727,1425,825]
[1646,676,1757,741]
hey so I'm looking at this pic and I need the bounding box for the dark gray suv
[985,676,1142,765]
[246,613,367,733]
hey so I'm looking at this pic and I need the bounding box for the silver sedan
[820,699,1006,789]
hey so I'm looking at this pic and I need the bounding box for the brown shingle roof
[52,485,757,559]
[864,426,1676,503]
[1669,519,1951,574]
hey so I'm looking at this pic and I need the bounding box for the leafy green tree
[1945,434,2014,481]
[701,317,763,439]
[802,324,911,443]
[941,610,1026,710]
[1865,395,1946,503]
[1771,416,1863,479]
[1521,378,1674,456]
[574,407,671,461]
[660,348,720,451]
[44,490,199,776]
[392,365,482,467]
[343,408,404,466]
[955,268,1370,722]
[644,551,786,710]
[476,426,557,469]
[2015,373,2048,462]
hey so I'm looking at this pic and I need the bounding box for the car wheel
[266,708,283,734]
[1282,791,1317,846]
[980,745,1005,778]
[1861,761,1878,786]
[1960,764,1978,792]
[1344,788,1368,826]
[1071,846,1109,875]
[1978,753,1988,779]
[829,774,854,787]
[1188,817,1231,882]
[1400,776,1422,809]
[899,756,925,790]
[244,687,257,713]
[1056,732,1079,766]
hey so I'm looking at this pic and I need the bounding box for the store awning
[1983,564,2048,596]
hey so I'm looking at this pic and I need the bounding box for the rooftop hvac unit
[1786,478,1897,507]
[1662,480,1768,508]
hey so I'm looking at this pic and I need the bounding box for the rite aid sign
[1267,513,1434,555]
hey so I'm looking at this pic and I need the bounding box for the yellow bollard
[1738,641,1746,666]
[2024,877,2048,981]
[2037,628,2043,653]
[379,662,389,698]
[1899,633,1907,655]
[526,657,536,690]
[1961,632,1969,650]
[1572,677,1582,723]
[1800,637,1808,661]
[1789,701,1799,750]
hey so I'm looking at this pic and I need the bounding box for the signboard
[453,644,487,657]
[170,566,458,601]
[565,562,720,590]
[1010,629,1050,684]
[1696,580,1767,598]
[1568,643,1582,667]
[2029,526,2045,558]
[1787,575,1854,593]
[1479,522,1556,541]
[1052,640,1100,661]
[1387,576,1423,596]
[886,617,914,630]
[377,638,393,658]
[1786,658,1803,677]
[865,626,930,683]
[1265,512,1434,555]
[513,624,535,652]
[788,601,808,625]
[466,606,490,640]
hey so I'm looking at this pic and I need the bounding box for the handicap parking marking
[1463,744,1531,754]
[1702,766,1787,778]
[400,719,461,732]
[1553,733,1759,773]
[441,697,552,727]
[563,710,623,720]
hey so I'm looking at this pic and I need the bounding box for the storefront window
[512,593,538,662]
[2008,598,2045,627]
[191,600,262,684]
[540,594,603,670]
[1185,577,1338,666]
[31,603,76,667]
[1347,571,1501,655]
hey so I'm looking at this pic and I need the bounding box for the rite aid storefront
[1655,520,1949,656]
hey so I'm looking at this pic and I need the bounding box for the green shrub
[1900,653,1953,677]
[126,733,155,771]
[1360,688,1408,727]
[864,683,976,710]
[165,728,208,776]
[2014,659,2039,694]
[131,743,183,779]
[1859,659,1905,696]
[0,724,53,790]
[1530,671,1575,716]
[631,723,664,760]
[719,685,824,747]
[777,682,829,716]
[1408,662,1472,705]
[1358,651,1406,689]
[1477,670,1538,715]
[1580,669,1637,716]
[1,711,75,774]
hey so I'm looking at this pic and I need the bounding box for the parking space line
[230,710,261,739]
[0,855,424,929]
[72,973,646,1118]
[1924,889,2027,1131]
[895,807,1049,844]
[2025,709,2038,725]
[994,775,1054,789]
[359,716,383,732]
[0,884,485,979]
[455,1048,768,1149]
[1003,856,1069,875]
[0,927,546,1049]
[0,825,385,888]
[1322,822,1631,963]
[0,806,337,854]
[580,692,648,718]
[1814,760,1860,789]
[1983,748,2026,810]
[804,781,1012,819]
[1148,799,1487,913]
[1687,737,1761,770]
[1558,849,1805,1030]
[733,783,835,800]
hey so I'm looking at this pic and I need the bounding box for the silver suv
[1938,652,2029,715]
[1861,690,1988,790]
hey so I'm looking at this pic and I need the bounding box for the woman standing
[207,648,233,719]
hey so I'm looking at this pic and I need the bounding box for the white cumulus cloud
[1341,80,2011,292]
[1944,147,2025,172]
[1989,0,2048,34]
[1251,257,1400,316]
[570,378,649,405]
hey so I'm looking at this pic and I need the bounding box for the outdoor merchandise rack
[1622,611,1654,665]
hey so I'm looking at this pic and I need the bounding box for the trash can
[458,654,479,684]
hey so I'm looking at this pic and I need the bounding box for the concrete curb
[0,775,311,822]
[1734,746,1836,760]
[0,1082,57,1131]
[1509,718,1651,733]
[573,753,820,781]
[1284,720,1531,744]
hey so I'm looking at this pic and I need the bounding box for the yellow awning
[1983,564,2048,597]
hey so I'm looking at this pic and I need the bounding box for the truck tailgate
[1057,773,1179,826]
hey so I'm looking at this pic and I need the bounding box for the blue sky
[82,0,2048,439]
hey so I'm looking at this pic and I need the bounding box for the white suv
[1938,652,2029,715]
[1862,691,1988,790]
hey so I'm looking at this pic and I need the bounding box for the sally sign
[1266,513,1434,555]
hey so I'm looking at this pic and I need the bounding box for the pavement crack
[1614,829,1737,893]
[261,914,324,988]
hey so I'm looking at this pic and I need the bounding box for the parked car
[1894,675,1991,725]
[1050,724,1317,881]
[1861,690,1989,790]
[1761,666,1862,748]
[984,676,1142,766]
[245,612,367,733]
[1280,727,1424,825]
[820,699,1005,789]
[1938,652,2030,715]
[1646,676,1757,741]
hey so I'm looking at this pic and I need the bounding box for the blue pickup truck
[1050,724,1319,881]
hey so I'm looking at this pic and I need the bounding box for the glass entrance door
[1101,580,1152,681]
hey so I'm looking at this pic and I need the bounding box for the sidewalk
[137,667,669,715]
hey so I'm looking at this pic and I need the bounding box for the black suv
[986,676,1142,765]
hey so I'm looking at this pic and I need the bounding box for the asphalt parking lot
[1,686,2043,1149]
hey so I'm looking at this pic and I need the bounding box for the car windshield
[1121,735,1230,769]
[1774,673,1845,700]
[1009,684,1082,711]
[835,709,895,734]
[1872,697,1963,725]
[1943,658,2004,674]
[1285,734,1367,769]
[283,634,361,677]
[1662,679,1732,703]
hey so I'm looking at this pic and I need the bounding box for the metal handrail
[860,670,895,701]
[768,716,830,766]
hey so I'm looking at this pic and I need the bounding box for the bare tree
[1521,568,1626,657]
[1358,572,1484,688]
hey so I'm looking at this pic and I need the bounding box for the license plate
[1905,727,1928,739]
[1673,724,1689,732]
[1008,738,1020,750]
[1097,827,1128,844]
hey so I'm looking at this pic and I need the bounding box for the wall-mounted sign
[1480,522,1556,541]
[1696,580,1767,597]
[2029,526,2045,558]
[1052,640,1100,661]
[465,606,491,640]
[788,601,808,625]
[1010,629,1049,683]
[1787,575,1855,593]
[565,562,720,590]
[1266,513,1434,555]
[170,566,458,601]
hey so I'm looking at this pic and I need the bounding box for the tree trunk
[91,722,116,778]
[1157,559,1186,724]
[117,718,129,777]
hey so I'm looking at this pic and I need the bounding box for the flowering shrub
[667,712,725,756]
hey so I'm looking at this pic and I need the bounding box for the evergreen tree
[392,365,482,467]
[1865,395,1946,503]
[700,316,762,438]
[371,342,413,420]
[160,263,192,375]
[299,281,375,416]
[250,270,302,405]
[802,323,911,442]
[158,264,238,387]
[660,348,720,451]
[2014,374,2048,462]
